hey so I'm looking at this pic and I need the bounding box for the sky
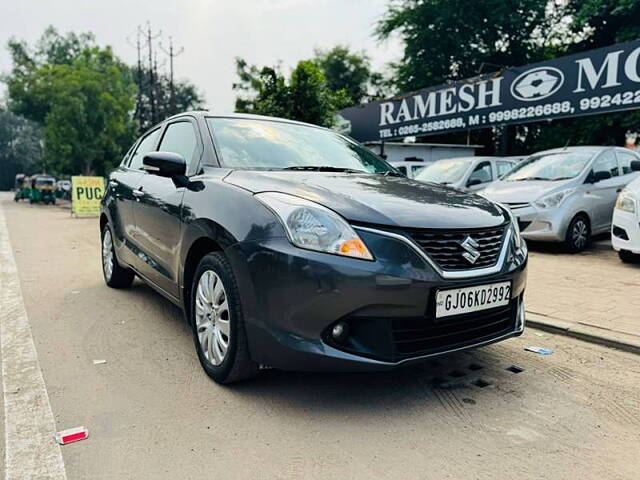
[0,0,402,112]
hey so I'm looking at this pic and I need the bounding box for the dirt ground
[1,194,640,479]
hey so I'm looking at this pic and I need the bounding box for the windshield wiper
[382,170,405,177]
[511,176,551,181]
[282,166,365,173]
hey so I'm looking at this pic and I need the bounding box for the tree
[314,45,386,105]
[4,27,137,175]
[0,108,43,190]
[133,65,205,133]
[233,59,349,127]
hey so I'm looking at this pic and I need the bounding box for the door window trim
[156,117,204,177]
[125,127,162,170]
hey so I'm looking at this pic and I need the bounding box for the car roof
[168,110,325,130]
[531,146,610,156]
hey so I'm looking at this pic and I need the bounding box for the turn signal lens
[339,238,372,259]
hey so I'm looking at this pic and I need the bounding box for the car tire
[191,252,258,384]
[564,214,590,253]
[101,224,135,288]
[618,250,640,264]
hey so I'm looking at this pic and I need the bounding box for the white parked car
[413,156,517,191]
[612,175,640,263]
[388,159,434,179]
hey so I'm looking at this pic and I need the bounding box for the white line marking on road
[0,204,67,479]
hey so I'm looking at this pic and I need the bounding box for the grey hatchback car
[482,146,640,252]
[101,112,528,383]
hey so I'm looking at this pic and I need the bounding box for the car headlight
[255,192,373,260]
[534,188,576,210]
[615,189,637,214]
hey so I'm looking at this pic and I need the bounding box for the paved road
[1,193,639,479]
[526,240,640,338]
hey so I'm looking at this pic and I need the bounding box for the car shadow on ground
[119,275,530,416]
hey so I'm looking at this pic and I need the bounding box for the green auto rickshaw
[14,174,32,202]
[29,174,57,205]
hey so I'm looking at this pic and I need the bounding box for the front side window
[592,150,619,178]
[158,121,199,165]
[206,117,393,174]
[503,151,594,181]
[468,161,493,185]
[129,128,161,170]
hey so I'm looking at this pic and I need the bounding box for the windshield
[36,178,55,186]
[414,158,473,184]
[206,118,394,174]
[503,151,593,181]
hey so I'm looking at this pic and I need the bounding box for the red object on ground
[55,426,89,445]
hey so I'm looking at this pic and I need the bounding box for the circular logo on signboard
[510,66,564,102]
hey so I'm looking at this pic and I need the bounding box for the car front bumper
[224,229,528,372]
[612,209,640,254]
[508,204,568,242]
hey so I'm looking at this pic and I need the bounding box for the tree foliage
[0,108,43,190]
[4,27,137,175]
[314,45,386,105]
[233,59,350,127]
[377,0,640,152]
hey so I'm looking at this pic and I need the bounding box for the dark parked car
[100,112,528,383]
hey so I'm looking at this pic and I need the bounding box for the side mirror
[143,151,186,177]
[467,178,482,187]
[593,170,612,182]
[631,160,640,172]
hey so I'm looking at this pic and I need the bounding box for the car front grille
[404,224,508,271]
[391,303,516,357]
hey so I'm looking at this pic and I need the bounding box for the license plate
[435,281,511,318]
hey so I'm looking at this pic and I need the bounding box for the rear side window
[496,161,514,178]
[129,128,161,170]
[617,151,639,175]
[158,121,199,165]
[592,150,619,178]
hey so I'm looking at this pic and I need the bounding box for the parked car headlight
[615,189,637,214]
[534,188,576,210]
[255,192,373,260]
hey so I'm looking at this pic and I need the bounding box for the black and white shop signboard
[338,39,640,142]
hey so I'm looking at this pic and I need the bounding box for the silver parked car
[414,156,517,191]
[482,146,640,252]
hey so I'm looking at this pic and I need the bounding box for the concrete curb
[526,311,640,355]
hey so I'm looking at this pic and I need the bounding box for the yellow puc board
[71,176,105,216]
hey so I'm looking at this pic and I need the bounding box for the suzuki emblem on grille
[460,236,481,264]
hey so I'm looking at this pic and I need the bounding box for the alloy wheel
[102,229,114,281]
[572,220,588,249]
[195,270,230,366]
